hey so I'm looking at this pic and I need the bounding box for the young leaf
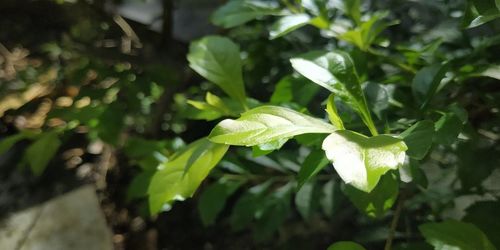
[327,241,366,250]
[23,132,61,176]
[326,94,345,129]
[208,105,336,146]
[290,50,378,135]
[147,138,229,214]
[412,63,448,110]
[269,14,311,39]
[400,120,435,160]
[419,220,496,250]
[297,150,330,189]
[188,36,246,104]
[339,12,396,51]
[322,130,407,192]
[343,173,399,218]
[198,179,243,226]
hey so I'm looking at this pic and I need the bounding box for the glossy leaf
[188,36,246,103]
[434,112,465,145]
[209,105,336,146]
[343,173,399,218]
[322,130,407,192]
[400,120,434,160]
[147,138,229,214]
[419,220,496,250]
[291,51,377,135]
[269,14,311,39]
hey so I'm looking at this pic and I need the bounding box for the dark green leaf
[198,179,243,226]
[297,150,329,189]
[400,120,435,160]
[24,132,61,176]
[412,63,448,110]
[464,201,500,248]
[419,220,496,250]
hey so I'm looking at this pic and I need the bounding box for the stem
[384,195,405,250]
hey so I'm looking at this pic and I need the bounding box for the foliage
[1,0,500,249]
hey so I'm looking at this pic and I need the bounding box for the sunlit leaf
[147,138,229,214]
[209,105,336,146]
[188,36,247,103]
[269,14,311,39]
[322,130,407,192]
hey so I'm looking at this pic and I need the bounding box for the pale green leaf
[419,220,497,250]
[322,130,407,192]
[188,36,246,103]
[326,94,345,129]
[208,105,336,146]
[147,138,229,214]
[269,14,311,39]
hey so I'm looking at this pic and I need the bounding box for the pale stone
[0,185,113,250]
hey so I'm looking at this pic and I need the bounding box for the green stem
[384,194,405,250]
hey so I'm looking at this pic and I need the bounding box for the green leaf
[327,241,367,250]
[0,131,38,155]
[326,94,345,129]
[412,63,448,110]
[464,201,500,248]
[400,120,435,160]
[434,112,464,145]
[23,132,61,176]
[270,75,320,106]
[269,14,311,39]
[254,182,293,241]
[339,12,397,51]
[294,181,318,219]
[291,50,378,135]
[465,0,500,28]
[321,179,343,218]
[211,0,281,28]
[343,173,399,218]
[147,138,229,214]
[251,138,287,157]
[419,220,497,250]
[341,0,361,24]
[297,150,329,189]
[364,82,389,120]
[127,171,155,201]
[188,36,246,104]
[208,105,336,146]
[230,180,273,230]
[322,130,407,192]
[198,179,243,226]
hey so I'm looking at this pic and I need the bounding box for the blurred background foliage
[1,0,500,249]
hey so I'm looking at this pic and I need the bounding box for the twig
[384,194,405,250]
